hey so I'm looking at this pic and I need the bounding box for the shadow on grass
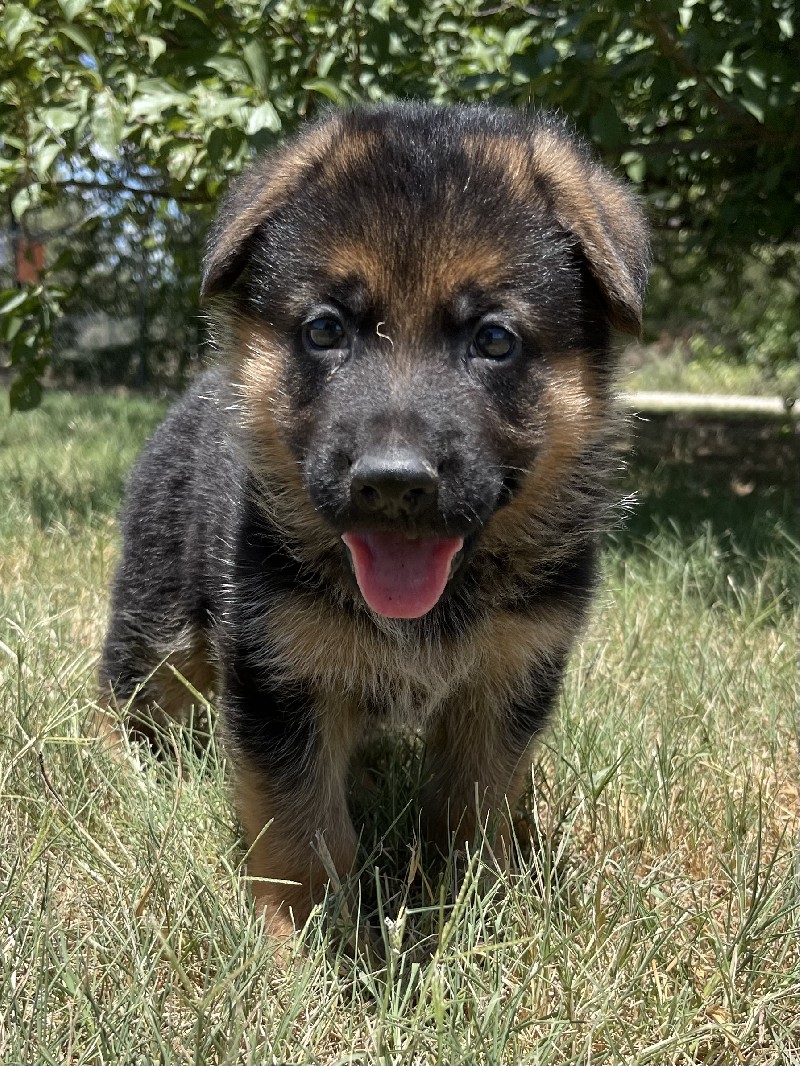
[611,414,799,610]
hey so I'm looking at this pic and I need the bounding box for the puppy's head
[203,103,650,619]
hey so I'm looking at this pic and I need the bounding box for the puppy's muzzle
[350,447,438,521]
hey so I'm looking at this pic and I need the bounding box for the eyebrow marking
[324,273,372,317]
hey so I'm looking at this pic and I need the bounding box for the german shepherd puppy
[100,102,649,936]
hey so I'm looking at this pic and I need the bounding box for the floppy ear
[200,158,279,299]
[531,125,651,336]
[565,164,651,336]
[200,116,342,301]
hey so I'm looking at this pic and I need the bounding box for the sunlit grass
[622,343,800,398]
[1,390,797,1062]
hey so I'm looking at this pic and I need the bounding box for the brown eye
[303,315,345,351]
[473,323,517,360]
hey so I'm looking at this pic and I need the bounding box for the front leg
[422,652,567,860]
[223,650,359,937]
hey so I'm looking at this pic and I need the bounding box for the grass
[1,389,798,1063]
[621,344,800,399]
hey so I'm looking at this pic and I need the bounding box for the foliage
[1,0,798,404]
[627,244,800,397]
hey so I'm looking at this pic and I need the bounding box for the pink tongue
[342,532,463,618]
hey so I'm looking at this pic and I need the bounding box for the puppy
[99,102,649,935]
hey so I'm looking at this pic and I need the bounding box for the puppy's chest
[261,597,481,728]
[357,643,471,729]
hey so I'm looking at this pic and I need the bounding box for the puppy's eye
[303,315,345,351]
[473,323,517,360]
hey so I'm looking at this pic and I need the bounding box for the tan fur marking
[263,595,477,719]
[323,241,385,287]
[230,320,338,553]
[258,590,575,729]
[383,241,513,356]
[429,243,510,306]
[95,632,216,752]
[462,131,531,192]
[203,119,342,297]
[483,351,603,551]
[421,683,537,856]
[235,695,359,936]
[478,609,575,695]
[465,127,645,334]
[317,236,512,351]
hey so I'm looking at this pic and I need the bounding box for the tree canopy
[1,0,797,407]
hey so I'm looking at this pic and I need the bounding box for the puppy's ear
[200,158,279,299]
[566,165,651,336]
[200,116,341,300]
[532,124,651,336]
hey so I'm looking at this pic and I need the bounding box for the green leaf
[503,24,533,58]
[194,90,250,121]
[9,375,43,412]
[243,40,269,95]
[174,0,210,25]
[0,289,32,315]
[11,184,42,220]
[59,22,96,58]
[57,0,89,20]
[777,13,793,38]
[620,151,645,183]
[2,133,26,152]
[741,98,764,123]
[2,4,42,49]
[205,55,250,83]
[142,35,167,64]
[246,101,281,135]
[91,93,123,160]
[33,140,62,180]
[131,81,189,119]
[1,314,24,343]
[41,107,81,135]
[317,51,336,79]
[302,78,351,105]
[167,145,196,181]
[746,68,767,90]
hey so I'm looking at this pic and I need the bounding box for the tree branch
[642,14,764,133]
[629,131,794,155]
[58,178,212,206]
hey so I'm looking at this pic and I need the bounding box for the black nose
[350,448,439,519]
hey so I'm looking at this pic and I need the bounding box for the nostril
[402,485,433,510]
[350,449,439,518]
[357,483,381,510]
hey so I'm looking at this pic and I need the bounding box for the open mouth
[341,531,464,619]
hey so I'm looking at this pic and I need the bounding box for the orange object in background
[15,238,45,284]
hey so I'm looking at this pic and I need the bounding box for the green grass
[622,344,800,398]
[1,390,798,1063]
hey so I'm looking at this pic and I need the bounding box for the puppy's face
[204,105,649,619]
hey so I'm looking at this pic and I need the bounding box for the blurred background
[0,0,797,403]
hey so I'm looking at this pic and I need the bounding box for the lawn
[1,389,798,1063]
[621,343,800,399]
